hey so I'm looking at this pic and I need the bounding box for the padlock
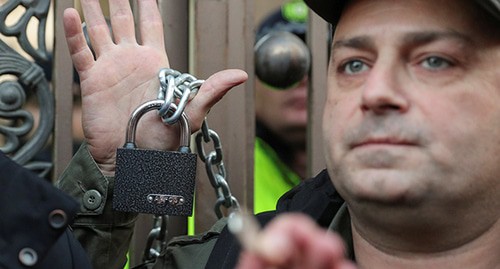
[113,100,197,216]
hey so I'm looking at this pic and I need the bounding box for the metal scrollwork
[0,0,54,177]
[0,0,51,62]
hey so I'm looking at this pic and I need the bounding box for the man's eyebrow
[331,31,472,52]
[402,30,473,46]
[332,36,375,52]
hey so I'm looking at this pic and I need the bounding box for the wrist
[97,162,116,177]
[85,142,118,176]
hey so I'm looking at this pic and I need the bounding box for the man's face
[255,78,308,144]
[323,0,500,211]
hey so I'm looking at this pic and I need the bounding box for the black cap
[303,0,346,25]
[256,6,308,42]
[304,0,500,25]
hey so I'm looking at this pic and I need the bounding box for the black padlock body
[113,147,197,216]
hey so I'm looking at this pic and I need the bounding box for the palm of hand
[79,43,174,173]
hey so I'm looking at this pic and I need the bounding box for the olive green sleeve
[56,142,137,269]
[161,218,228,269]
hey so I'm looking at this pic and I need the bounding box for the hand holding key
[63,0,247,175]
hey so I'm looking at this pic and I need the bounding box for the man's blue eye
[343,60,368,74]
[421,56,451,70]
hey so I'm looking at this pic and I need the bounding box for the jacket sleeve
[0,151,91,269]
[56,142,138,269]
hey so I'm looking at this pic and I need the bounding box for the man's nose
[360,63,409,115]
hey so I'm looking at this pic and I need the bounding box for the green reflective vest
[253,137,301,213]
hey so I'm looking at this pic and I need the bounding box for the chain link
[142,215,168,263]
[157,68,204,124]
[195,120,240,218]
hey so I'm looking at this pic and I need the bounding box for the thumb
[185,69,248,131]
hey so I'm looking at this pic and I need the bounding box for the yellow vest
[253,137,301,213]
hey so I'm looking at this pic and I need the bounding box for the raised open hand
[63,0,247,175]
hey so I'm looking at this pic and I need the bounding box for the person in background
[253,0,310,213]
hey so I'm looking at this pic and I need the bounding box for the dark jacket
[0,152,91,269]
[205,169,345,269]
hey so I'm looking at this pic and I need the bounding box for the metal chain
[142,68,241,262]
[142,215,168,263]
[195,120,240,218]
[157,68,204,124]
[157,68,240,216]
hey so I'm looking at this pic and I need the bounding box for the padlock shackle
[124,100,191,149]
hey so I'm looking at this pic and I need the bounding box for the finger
[251,214,317,265]
[235,252,268,269]
[63,8,95,75]
[185,69,248,131]
[80,0,113,56]
[303,231,348,269]
[108,0,135,43]
[338,261,358,269]
[251,214,349,267]
[137,0,165,49]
